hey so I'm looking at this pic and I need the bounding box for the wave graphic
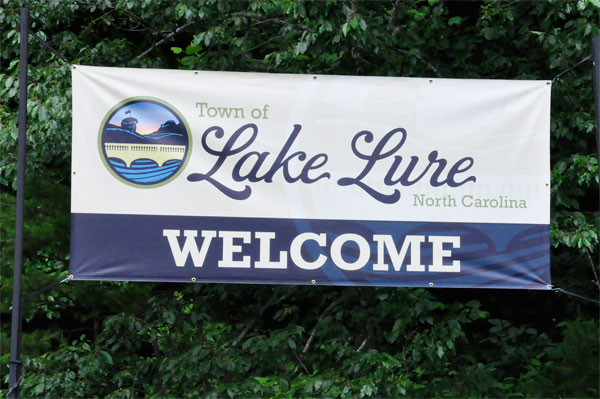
[109,159,181,183]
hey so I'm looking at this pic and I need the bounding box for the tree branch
[293,350,312,375]
[228,291,280,349]
[229,12,308,30]
[392,46,442,77]
[119,9,152,32]
[134,21,194,61]
[242,54,287,73]
[303,299,342,354]
[129,369,139,399]
[584,248,600,289]
[248,34,290,52]
[356,336,369,352]
[250,17,308,31]
[389,0,401,25]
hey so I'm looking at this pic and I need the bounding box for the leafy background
[1,0,598,397]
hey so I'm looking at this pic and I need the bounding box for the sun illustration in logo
[98,97,192,188]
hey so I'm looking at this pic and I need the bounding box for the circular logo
[98,97,192,188]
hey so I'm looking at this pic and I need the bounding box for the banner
[70,65,551,289]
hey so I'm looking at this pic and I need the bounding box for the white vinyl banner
[70,65,551,289]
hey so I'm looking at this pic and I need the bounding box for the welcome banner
[70,65,551,289]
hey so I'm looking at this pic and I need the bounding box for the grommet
[311,279,316,285]
[191,277,196,282]
[429,79,433,83]
[69,274,74,280]
[194,71,198,75]
[545,183,549,187]
[546,284,553,289]
[72,171,76,175]
[429,282,434,287]
[313,76,317,80]
[72,66,76,69]
[546,81,551,85]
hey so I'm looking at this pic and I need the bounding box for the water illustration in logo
[99,98,191,187]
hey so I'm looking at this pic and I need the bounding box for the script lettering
[338,128,476,203]
[187,124,330,200]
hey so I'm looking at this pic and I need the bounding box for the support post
[593,36,600,194]
[8,7,29,399]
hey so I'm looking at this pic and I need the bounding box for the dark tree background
[1,0,598,397]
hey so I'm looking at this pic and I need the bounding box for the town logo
[98,97,191,187]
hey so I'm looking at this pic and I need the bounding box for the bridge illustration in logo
[104,143,186,168]
[99,98,191,186]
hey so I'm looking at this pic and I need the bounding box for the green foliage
[0,0,598,397]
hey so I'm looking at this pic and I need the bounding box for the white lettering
[373,235,425,272]
[163,229,461,274]
[162,229,216,267]
[218,231,251,268]
[428,236,460,272]
[290,232,327,270]
[330,233,370,271]
[254,232,287,269]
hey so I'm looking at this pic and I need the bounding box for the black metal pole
[8,7,29,399]
[593,36,600,197]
